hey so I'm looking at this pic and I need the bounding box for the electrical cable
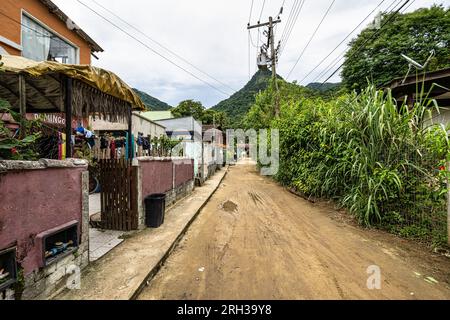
[319,0,412,85]
[91,0,236,93]
[309,0,405,84]
[279,0,306,57]
[298,0,388,84]
[74,0,233,97]
[286,0,336,80]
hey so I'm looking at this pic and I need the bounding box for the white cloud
[52,0,448,107]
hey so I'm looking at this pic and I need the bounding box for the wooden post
[248,17,281,117]
[128,105,133,160]
[64,77,73,158]
[18,74,26,138]
[269,17,280,117]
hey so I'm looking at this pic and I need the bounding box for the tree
[201,109,229,128]
[341,5,450,91]
[171,100,205,120]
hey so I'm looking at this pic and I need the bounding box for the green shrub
[262,84,449,245]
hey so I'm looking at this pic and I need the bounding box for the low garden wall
[135,157,195,229]
[0,159,89,300]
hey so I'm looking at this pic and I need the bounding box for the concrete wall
[140,159,173,197]
[0,159,90,300]
[135,157,195,229]
[174,159,194,188]
[0,0,93,64]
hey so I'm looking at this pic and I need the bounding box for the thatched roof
[0,55,146,122]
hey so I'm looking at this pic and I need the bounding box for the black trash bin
[144,193,166,228]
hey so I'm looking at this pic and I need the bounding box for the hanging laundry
[110,139,116,159]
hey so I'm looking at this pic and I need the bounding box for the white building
[156,116,203,177]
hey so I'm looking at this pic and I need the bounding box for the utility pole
[248,17,281,116]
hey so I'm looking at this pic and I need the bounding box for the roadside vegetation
[245,80,449,246]
[341,5,450,91]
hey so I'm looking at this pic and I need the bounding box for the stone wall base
[1,170,90,300]
[21,241,89,300]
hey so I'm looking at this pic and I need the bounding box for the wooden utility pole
[248,17,281,116]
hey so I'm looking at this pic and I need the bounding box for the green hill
[211,70,274,126]
[133,88,172,111]
[306,82,341,92]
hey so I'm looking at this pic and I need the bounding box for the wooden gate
[98,159,138,231]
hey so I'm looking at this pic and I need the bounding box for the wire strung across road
[308,0,403,84]
[298,0,388,85]
[90,0,236,94]
[279,0,299,54]
[279,0,306,58]
[259,0,267,22]
[319,0,412,85]
[286,0,336,80]
[73,0,233,97]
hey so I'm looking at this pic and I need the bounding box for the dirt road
[138,162,450,300]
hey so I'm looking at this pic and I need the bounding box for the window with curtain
[22,14,77,64]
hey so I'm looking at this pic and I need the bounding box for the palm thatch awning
[0,55,146,122]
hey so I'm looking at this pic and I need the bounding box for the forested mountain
[133,88,172,111]
[211,70,274,126]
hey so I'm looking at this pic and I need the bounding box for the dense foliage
[133,88,172,111]
[342,5,450,91]
[172,99,229,128]
[246,81,450,246]
[0,102,42,160]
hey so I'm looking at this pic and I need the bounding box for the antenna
[400,50,435,84]
[401,54,424,69]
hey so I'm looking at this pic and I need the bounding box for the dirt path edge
[130,167,229,300]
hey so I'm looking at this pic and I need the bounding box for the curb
[130,166,229,300]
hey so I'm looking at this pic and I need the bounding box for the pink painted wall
[140,160,173,197]
[174,160,194,187]
[0,167,85,275]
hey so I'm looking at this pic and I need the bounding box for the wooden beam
[18,75,26,116]
[25,80,60,111]
[247,19,281,30]
[65,77,73,158]
[0,80,42,111]
[18,75,26,138]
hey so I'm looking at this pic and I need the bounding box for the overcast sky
[52,0,449,108]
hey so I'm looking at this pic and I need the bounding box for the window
[22,14,77,64]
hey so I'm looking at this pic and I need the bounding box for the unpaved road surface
[138,162,450,300]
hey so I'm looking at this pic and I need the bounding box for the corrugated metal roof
[140,111,174,121]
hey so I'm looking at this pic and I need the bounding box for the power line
[259,0,267,22]
[309,0,403,84]
[320,0,412,85]
[298,0,388,85]
[249,0,255,23]
[90,0,236,94]
[0,10,53,39]
[317,0,413,84]
[74,0,232,97]
[279,0,306,57]
[287,0,336,80]
[279,0,300,50]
